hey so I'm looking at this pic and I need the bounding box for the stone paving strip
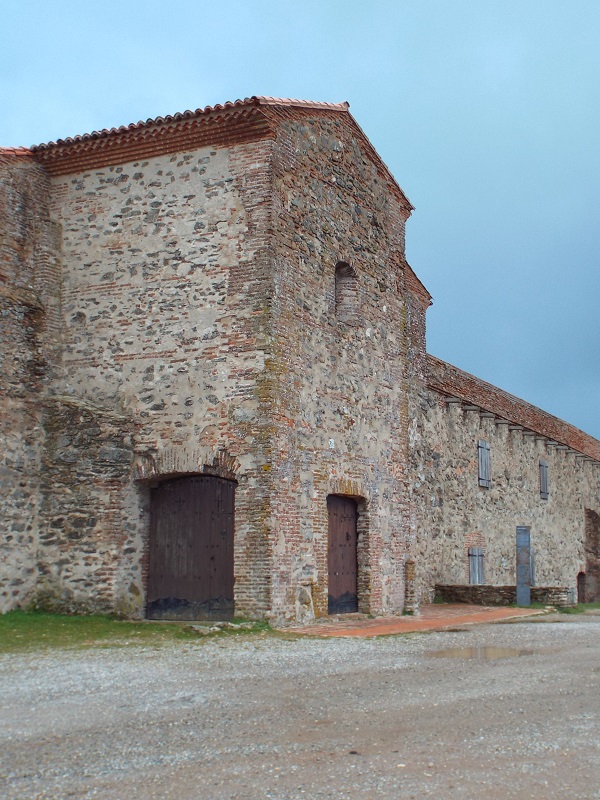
[285,603,548,637]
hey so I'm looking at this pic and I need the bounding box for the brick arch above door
[134,445,241,482]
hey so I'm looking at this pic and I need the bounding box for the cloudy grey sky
[2,0,598,437]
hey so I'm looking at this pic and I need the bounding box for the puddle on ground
[429,646,534,659]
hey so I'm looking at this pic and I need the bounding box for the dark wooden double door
[147,476,235,620]
[328,495,358,614]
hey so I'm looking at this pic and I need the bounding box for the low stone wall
[435,584,576,607]
[531,587,576,607]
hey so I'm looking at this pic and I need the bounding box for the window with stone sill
[334,261,359,324]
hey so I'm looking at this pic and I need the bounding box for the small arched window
[335,261,359,323]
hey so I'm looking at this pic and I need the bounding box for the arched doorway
[147,475,236,620]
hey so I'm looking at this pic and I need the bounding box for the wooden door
[147,476,235,620]
[328,495,358,614]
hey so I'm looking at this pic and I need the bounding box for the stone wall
[0,152,61,613]
[45,137,278,617]
[410,362,600,604]
[36,397,138,614]
[3,99,599,623]
[4,104,428,622]
[266,109,418,622]
[435,584,576,607]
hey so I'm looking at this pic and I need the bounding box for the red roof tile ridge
[30,96,349,151]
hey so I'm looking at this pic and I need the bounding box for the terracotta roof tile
[253,96,349,111]
[30,96,349,151]
[23,95,412,212]
[0,146,33,159]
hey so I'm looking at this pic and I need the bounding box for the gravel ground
[1,616,600,800]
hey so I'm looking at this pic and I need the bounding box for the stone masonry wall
[410,382,600,603]
[435,584,576,607]
[266,110,416,622]
[0,153,61,612]
[37,397,137,614]
[5,100,598,624]
[47,139,276,616]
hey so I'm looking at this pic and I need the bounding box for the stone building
[1,96,599,623]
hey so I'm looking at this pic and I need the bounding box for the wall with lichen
[42,114,434,623]
[7,106,597,623]
[0,155,61,613]
[35,397,138,613]
[46,140,277,616]
[410,385,600,602]
[265,111,419,623]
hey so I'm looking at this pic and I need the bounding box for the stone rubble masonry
[46,135,276,618]
[1,97,599,621]
[267,107,416,622]
[435,584,576,608]
[0,151,61,613]
[38,396,137,614]
[408,355,600,605]
[409,381,600,605]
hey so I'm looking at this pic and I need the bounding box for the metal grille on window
[478,440,490,488]
[539,460,549,500]
[468,547,485,584]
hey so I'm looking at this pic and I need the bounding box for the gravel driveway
[2,617,599,799]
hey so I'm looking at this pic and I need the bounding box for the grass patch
[556,602,600,615]
[0,611,269,654]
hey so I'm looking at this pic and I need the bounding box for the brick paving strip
[284,603,549,637]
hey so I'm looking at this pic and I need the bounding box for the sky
[2,0,599,437]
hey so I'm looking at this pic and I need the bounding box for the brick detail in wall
[464,531,485,582]
[32,110,276,177]
[263,109,417,621]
